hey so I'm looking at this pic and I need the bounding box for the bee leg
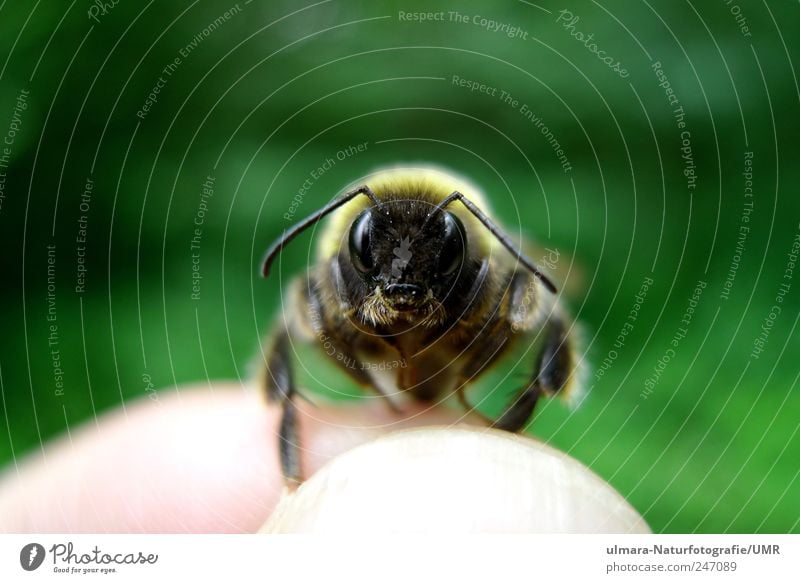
[452,321,513,423]
[263,331,302,488]
[492,382,543,433]
[456,388,493,426]
[493,318,572,432]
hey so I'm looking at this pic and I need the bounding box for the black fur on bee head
[335,197,485,329]
[261,182,555,329]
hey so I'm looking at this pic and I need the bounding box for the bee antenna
[261,185,380,278]
[435,191,558,294]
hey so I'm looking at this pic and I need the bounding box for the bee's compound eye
[348,210,374,273]
[440,212,466,277]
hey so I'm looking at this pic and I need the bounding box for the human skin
[0,382,648,533]
[0,383,479,533]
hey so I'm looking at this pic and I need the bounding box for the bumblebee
[261,167,582,484]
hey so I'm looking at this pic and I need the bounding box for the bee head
[261,178,556,330]
[341,200,471,324]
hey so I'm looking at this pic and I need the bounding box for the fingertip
[263,427,650,534]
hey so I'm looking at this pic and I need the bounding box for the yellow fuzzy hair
[317,165,501,262]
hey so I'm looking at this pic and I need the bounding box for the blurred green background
[1,0,798,533]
